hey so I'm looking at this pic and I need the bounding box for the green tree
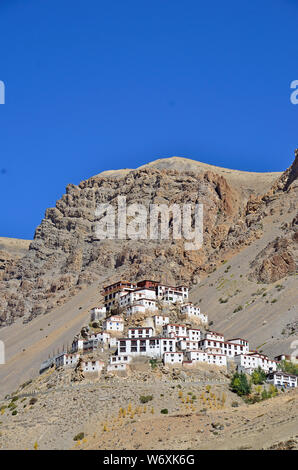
[278,360,298,376]
[251,367,267,385]
[230,372,251,396]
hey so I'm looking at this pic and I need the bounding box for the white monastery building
[186,350,227,367]
[180,303,208,323]
[55,353,80,368]
[234,352,278,373]
[163,351,184,365]
[128,327,154,338]
[103,315,124,332]
[153,315,170,327]
[81,360,105,374]
[163,324,187,338]
[117,337,176,358]
[90,306,106,322]
[267,371,297,388]
[107,363,127,372]
[187,329,201,341]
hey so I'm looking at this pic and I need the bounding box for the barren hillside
[0,361,297,450]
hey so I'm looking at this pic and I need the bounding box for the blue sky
[0,0,297,239]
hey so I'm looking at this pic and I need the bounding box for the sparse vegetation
[139,395,153,404]
[279,360,298,376]
[275,284,284,292]
[233,305,243,313]
[74,432,85,441]
[245,384,278,404]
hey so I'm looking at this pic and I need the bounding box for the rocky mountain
[0,151,297,398]
[0,152,297,329]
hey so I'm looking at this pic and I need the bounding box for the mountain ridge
[96,156,282,197]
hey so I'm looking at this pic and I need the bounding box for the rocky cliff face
[247,150,298,283]
[271,149,298,192]
[0,153,297,327]
[249,216,298,283]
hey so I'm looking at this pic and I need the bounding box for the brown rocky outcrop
[249,214,298,283]
[271,148,298,192]
[0,152,296,326]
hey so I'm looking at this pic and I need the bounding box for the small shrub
[231,401,239,407]
[12,410,18,416]
[233,305,243,313]
[140,395,153,404]
[149,359,158,369]
[29,397,38,405]
[275,284,284,291]
[160,408,168,414]
[74,432,85,441]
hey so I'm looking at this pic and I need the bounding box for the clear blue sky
[0,0,297,239]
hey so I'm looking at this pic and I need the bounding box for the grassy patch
[140,395,153,404]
